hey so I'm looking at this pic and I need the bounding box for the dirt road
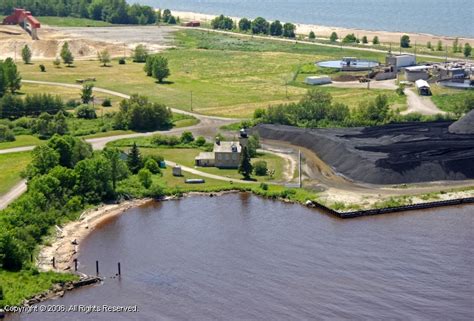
[0,180,27,210]
[402,88,446,115]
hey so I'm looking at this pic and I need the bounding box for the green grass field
[18,29,408,118]
[36,16,113,27]
[0,152,31,195]
[0,135,43,150]
[430,85,474,113]
[0,270,78,306]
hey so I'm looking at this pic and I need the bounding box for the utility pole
[399,36,402,54]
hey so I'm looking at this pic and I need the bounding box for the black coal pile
[449,110,474,134]
[253,122,474,185]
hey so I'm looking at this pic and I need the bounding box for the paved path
[0,180,27,210]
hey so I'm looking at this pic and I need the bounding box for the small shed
[305,76,332,85]
[183,21,200,27]
[172,166,182,176]
[405,65,432,82]
[415,79,431,96]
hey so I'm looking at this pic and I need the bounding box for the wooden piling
[118,262,121,276]
[96,260,99,275]
[52,257,55,268]
[74,259,78,272]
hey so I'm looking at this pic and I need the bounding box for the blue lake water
[128,0,474,38]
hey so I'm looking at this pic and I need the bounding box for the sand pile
[449,110,474,134]
[253,122,474,185]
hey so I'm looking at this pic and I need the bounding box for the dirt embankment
[0,25,176,60]
[253,121,474,185]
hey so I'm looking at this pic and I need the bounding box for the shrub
[180,131,194,144]
[39,64,46,72]
[195,136,206,147]
[144,158,160,174]
[151,134,180,146]
[76,105,97,119]
[118,58,126,65]
[138,168,152,188]
[0,124,15,142]
[102,98,112,107]
[254,160,268,176]
[259,182,269,190]
[66,99,80,108]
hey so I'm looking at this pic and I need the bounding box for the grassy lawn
[36,16,113,27]
[18,29,404,118]
[430,85,474,113]
[0,135,43,150]
[121,146,286,182]
[0,152,31,195]
[0,270,78,307]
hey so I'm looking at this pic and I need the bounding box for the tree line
[0,1,173,25]
[253,89,454,128]
[211,14,296,38]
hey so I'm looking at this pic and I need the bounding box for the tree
[362,36,368,44]
[162,9,172,23]
[251,17,269,34]
[238,18,251,31]
[103,147,129,191]
[127,142,143,174]
[167,15,176,24]
[148,56,170,83]
[400,35,410,48]
[452,38,459,53]
[195,136,206,146]
[98,49,111,66]
[53,57,61,68]
[3,58,21,94]
[269,20,283,36]
[254,160,268,176]
[138,168,152,188]
[309,31,316,39]
[211,14,233,30]
[0,124,15,142]
[247,134,260,158]
[342,33,358,43]
[282,23,296,38]
[330,32,338,42]
[81,83,94,104]
[60,42,74,66]
[26,145,60,178]
[132,44,149,62]
[238,147,253,180]
[464,43,472,58]
[437,40,443,51]
[21,45,32,64]
[427,41,432,49]
[372,36,380,45]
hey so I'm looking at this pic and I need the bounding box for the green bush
[144,158,160,174]
[138,168,152,188]
[101,98,112,107]
[76,105,97,119]
[118,58,126,65]
[180,131,194,144]
[259,182,269,190]
[195,136,206,146]
[254,160,268,176]
[0,124,15,142]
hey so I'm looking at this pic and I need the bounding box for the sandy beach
[171,9,474,45]
[37,199,153,272]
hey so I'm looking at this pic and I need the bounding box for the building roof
[405,65,433,72]
[195,152,215,160]
[415,79,430,88]
[214,141,241,153]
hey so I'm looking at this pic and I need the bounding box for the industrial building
[195,129,249,169]
[385,54,416,69]
[2,8,41,40]
[404,65,433,82]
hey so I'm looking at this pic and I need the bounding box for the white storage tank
[305,75,332,85]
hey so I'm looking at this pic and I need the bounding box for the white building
[305,76,332,85]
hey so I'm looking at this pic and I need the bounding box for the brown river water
[8,193,474,321]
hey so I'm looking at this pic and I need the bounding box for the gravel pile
[449,110,474,134]
[253,122,474,185]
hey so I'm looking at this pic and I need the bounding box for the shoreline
[37,198,154,272]
[36,189,474,274]
[169,9,474,45]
